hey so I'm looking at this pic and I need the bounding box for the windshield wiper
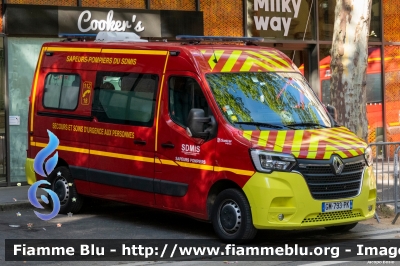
[286,122,328,128]
[234,121,284,129]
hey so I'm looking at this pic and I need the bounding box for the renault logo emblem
[332,156,344,175]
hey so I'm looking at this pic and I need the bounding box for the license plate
[322,200,353,212]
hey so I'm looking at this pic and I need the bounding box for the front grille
[296,156,366,200]
[302,210,363,223]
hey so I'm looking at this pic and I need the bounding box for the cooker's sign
[247,0,313,39]
[59,8,161,37]
[77,10,144,33]
[5,5,203,38]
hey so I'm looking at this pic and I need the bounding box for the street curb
[0,201,34,212]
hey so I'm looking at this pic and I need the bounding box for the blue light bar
[58,33,97,38]
[176,35,264,43]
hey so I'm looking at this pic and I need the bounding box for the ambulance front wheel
[49,166,84,214]
[211,188,257,243]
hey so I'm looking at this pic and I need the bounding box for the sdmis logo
[27,130,61,221]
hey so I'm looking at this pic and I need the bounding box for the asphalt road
[1,200,399,266]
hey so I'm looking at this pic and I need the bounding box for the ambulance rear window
[43,74,80,110]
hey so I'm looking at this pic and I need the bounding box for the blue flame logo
[28,130,61,221]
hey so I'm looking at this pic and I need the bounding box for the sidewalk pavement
[0,185,36,211]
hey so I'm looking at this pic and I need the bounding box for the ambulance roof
[43,39,299,74]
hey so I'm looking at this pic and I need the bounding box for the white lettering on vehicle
[181,144,201,155]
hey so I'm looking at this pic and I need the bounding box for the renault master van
[25,32,376,242]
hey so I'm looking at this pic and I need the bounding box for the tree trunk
[330,0,372,141]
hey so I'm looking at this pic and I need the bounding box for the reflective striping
[214,166,254,176]
[30,48,46,132]
[30,142,251,175]
[176,162,214,170]
[90,150,154,163]
[243,127,366,159]
[101,49,168,55]
[31,142,89,154]
[221,50,242,72]
[201,49,296,73]
[160,159,178,166]
[247,51,287,69]
[273,131,286,152]
[47,47,102,53]
[260,51,291,67]
[258,131,269,146]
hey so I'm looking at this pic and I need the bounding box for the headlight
[250,150,297,173]
[364,146,373,166]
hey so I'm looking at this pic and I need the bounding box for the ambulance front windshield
[206,72,332,130]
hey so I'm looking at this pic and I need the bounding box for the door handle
[161,142,175,149]
[133,139,146,145]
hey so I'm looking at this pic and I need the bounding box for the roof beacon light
[176,35,264,43]
[95,32,148,42]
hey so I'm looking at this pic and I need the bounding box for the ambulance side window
[92,72,158,127]
[169,76,209,127]
[43,74,80,110]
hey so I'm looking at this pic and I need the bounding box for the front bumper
[242,166,376,229]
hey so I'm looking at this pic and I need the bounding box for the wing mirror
[186,108,217,140]
[326,104,337,121]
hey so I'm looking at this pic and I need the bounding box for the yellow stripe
[260,51,291,67]
[240,56,274,71]
[155,52,170,151]
[101,49,168,55]
[214,166,254,176]
[32,142,253,176]
[247,51,287,69]
[208,50,224,70]
[291,130,304,152]
[90,150,154,163]
[273,131,286,152]
[32,142,89,154]
[243,131,252,141]
[47,47,101,52]
[30,48,46,132]
[160,159,178,166]
[307,137,318,159]
[258,131,269,147]
[221,50,242,72]
[176,162,214,171]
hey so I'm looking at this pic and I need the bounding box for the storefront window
[318,44,383,143]
[247,0,315,40]
[0,38,5,186]
[318,0,381,42]
[8,37,59,184]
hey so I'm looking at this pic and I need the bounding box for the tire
[211,188,257,243]
[48,166,84,214]
[325,222,358,232]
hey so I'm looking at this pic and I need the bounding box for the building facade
[0,0,397,186]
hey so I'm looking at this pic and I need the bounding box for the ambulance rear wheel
[211,188,257,243]
[49,166,83,214]
[325,222,358,232]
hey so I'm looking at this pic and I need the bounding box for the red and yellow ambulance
[25,33,376,242]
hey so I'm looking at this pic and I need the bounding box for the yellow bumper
[25,158,36,185]
[242,166,376,229]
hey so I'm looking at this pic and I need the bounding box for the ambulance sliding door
[88,49,168,206]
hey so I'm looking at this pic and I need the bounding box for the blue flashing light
[58,33,97,39]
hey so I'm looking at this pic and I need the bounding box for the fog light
[278,214,284,221]
[368,205,373,211]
